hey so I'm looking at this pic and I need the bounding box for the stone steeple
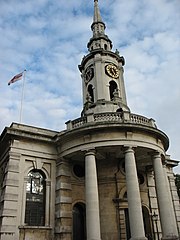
[79,0,130,116]
[93,0,103,24]
[87,0,112,52]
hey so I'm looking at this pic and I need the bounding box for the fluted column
[153,152,178,240]
[124,147,147,240]
[85,150,101,240]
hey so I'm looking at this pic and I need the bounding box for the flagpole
[19,70,26,123]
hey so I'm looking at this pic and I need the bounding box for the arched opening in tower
[87,84,94,102]
[109,80,118,100]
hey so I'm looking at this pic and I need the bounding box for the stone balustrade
[94,112,123,122]
[66,112,156,130]
[130,114,155,126]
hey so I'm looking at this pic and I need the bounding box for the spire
[91,0,106,36]
[87,0,112,52]
[93,0,103,23]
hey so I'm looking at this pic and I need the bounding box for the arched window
[87,84,94,102]
[142,206,153,239]
[25,169,46,226]
[104,44,107,50]
[109,80,118,100]
[73,203,86,240]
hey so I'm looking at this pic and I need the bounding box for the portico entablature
[56,122,168,160]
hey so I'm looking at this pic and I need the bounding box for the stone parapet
[66,112,157,130]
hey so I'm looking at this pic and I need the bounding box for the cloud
[0,0,179,173]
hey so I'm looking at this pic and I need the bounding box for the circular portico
[55,111,178,240]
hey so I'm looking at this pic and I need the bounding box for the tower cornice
[79,50,125,72]
[87,34,112,50]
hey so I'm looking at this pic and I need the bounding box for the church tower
[79,0,129,116]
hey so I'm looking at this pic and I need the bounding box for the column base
[162,236,179,240]
[130,238,147,240]
[88,239,101,240]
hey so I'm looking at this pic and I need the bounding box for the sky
[0,0,180,172]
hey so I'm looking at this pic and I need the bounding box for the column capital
[151,151,161,158]
[84,149,96,157]
[123,145,136,154]
[151,151,167,165]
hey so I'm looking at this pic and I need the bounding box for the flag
[8,72,23,85]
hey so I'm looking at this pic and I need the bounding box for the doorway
[73,203,86,240]
[142,206,153,239]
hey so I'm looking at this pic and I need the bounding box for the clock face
[85,67,94,83]
[105,64,119,79]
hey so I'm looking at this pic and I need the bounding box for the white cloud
[0,0,179,173]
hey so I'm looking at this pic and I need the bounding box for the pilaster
[146,170,162,239]
[55,159,72,240]
[45,180,51,226]
[168,173,180,234]
[0,151,21,240]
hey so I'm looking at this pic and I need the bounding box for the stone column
[152,152,178,240]
[124,147,147,240]
[85,150,101,240]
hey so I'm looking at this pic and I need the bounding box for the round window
[73,164,85,178]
